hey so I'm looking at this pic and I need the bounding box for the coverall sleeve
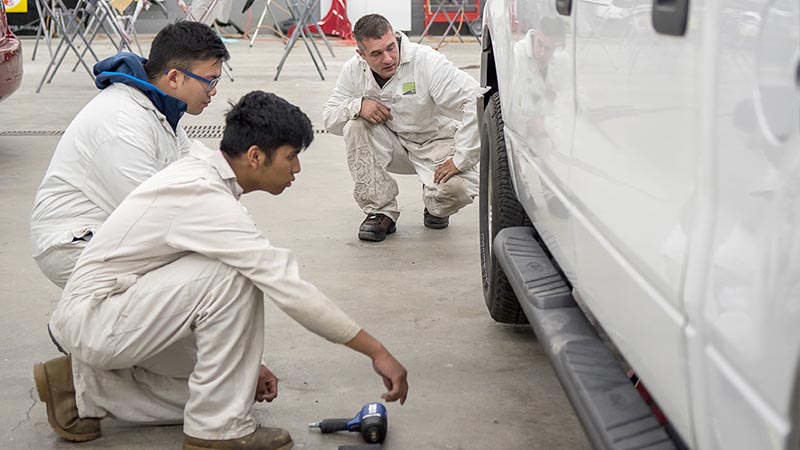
[322,59,363,136]
[176,126,192,157]
[87,125,162,214]
[426,50,482,172]
[164,182,361,344]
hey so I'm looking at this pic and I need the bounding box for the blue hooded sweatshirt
[93,53,187,132]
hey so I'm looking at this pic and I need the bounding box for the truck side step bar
[494,227,677,450]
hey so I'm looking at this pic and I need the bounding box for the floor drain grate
[186,124,225,139]
[0,126,330,139]
[0,130,65,137]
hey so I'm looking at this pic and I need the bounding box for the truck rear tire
[479,92,529,325]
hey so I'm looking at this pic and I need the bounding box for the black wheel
[479,92,529,324]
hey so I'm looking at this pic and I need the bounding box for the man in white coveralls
[33,91,409,450]
[323,14,481,242]
[30,21,228,288]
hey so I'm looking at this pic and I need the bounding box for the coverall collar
[188,141,244,200]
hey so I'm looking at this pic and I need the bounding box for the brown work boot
[358,213,396,242]
[183,427,293,450]
[33,355,101,442]
[423,208,450,229]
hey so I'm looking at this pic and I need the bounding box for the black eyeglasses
[165,69,221,93]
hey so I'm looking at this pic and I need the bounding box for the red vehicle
[0,0,22,102]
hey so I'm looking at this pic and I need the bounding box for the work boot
[423,208,450,229]
[358,213,396,242]
[33,355,101,442]
[183,427,293,450]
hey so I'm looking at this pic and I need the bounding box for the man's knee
[343,119,371,143]
[425,177,476,217]
[34,244,85,288]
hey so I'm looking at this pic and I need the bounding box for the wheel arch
[480,26,499,103]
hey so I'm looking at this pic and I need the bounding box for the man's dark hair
[144,21,230,80]
[353,14,393,46]
[220,91,314,160]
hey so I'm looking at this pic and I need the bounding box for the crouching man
[322,14,481,242]
[33,91,408,450]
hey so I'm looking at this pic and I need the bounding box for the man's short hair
[353,14,393,46]
[144,21,230,81]
[220,91,314,161]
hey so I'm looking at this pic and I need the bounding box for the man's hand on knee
[255,364,279,402]
[359,98,393,124]
[434,158,461,184]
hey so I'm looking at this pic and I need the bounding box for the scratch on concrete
[1,386,37,439]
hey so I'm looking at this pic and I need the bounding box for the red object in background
[317,0,352,40]
[286,0,352,41]
[0,0,23,103]
[423,0,480,34]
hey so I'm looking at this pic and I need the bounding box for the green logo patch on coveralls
[402,81,416,95]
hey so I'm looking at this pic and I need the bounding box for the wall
[129,0,420,34]
[128,0,469,37]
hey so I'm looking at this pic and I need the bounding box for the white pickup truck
[477,0,800,448]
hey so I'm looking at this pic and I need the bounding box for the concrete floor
[0,34,589,450]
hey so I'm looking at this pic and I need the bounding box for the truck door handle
[795,54,799,94]
[652,0,689,36]
[556,0,572,16]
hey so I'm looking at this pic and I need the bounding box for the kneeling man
[34,91,408,450]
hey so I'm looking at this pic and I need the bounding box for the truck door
[569,0,699,443]
[500,0,578,275]
[684,0,800,448]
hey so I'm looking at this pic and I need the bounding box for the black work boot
[423,208,450,229]
[358,213,396,242]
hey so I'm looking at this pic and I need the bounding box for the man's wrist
[451,156,466,172]
[351,97,363,119]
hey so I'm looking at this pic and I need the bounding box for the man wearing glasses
[30,21,229,288]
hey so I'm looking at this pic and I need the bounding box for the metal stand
[273,0,334,81]
[70,0,136,73]
[31,0,54,61]
[35,0,132,92]
[184,0,235,81]
[418,0,481,48]
[248,0,287,47]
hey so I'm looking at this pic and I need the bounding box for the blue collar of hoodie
[94,52,187,132]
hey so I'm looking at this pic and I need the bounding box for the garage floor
[0,33,589,450]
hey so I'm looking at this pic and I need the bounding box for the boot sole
[424,221,449,230]
[33,362,101,443]
[184,441,294,450]
[358,224,397,242]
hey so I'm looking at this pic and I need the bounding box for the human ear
[246,145,264,168]
[164,69,181,89]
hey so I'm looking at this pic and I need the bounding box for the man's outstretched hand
[372,350,409,405]
[344,329,409,405]
[255,364,279,403]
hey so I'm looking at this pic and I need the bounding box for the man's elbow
[322,110,345,136]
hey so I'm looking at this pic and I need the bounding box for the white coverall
[322,32,481,221]
[30,84,191,287]
[49,141,361,439]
